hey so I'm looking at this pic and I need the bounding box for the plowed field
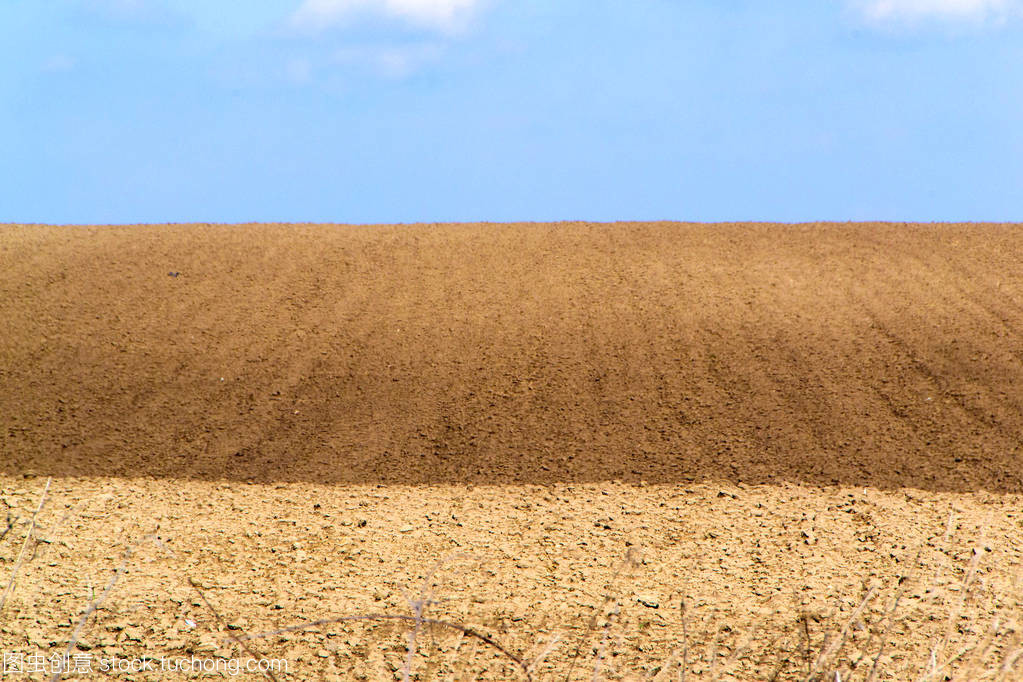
[2,222,1021,680]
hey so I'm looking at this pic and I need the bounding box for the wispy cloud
[851,0,1022,24]
[278,43,444,85]
[290,0,484,32]
[332,43,444,78]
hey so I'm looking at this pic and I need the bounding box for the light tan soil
[1,222,1022,680]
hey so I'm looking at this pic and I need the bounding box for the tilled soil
[1,222,1022,679]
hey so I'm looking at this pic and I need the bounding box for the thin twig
[865,577,913,682]
[918,547,983,682]
[51,530,157,682]
[0,513,18,544]
[949,615,1002,682]
[528,632,562,677]
[997,641,1023,682]
[799,613,814,677]
[244,613,531,680]
[188,578,279,682]
[680,597,688,682]
[0,477,51,614]
[924,508,958,677]
[806,586,878,679]
[32,504,81,563]
[402,588,426,682]
[710,621,758,682]
[590,604,619,682]
[705,617,723,679]
[646,646,681,682]
[399,553,467,681]
[564,548,639,681]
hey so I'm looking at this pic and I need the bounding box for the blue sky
[2,0,1022,224]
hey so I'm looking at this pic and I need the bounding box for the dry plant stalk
[398,553,471,681]
[804,586,878,680]
[563,547,642,681]
[245,613,532,680]
[188,577,280,682]
[0,477,51,614]
[50,530,159,682]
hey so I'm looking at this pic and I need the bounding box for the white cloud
[291,0,483,32]
[852,0,1022,24]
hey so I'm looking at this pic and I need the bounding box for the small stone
[195,636,219,653]
[123,627,144,642]
[636,594,659,609]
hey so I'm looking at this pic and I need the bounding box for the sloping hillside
[2,222,1021,491]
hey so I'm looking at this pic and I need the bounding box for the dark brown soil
[3,222,1022,491]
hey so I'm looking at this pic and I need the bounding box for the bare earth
[1,222,1022,680]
